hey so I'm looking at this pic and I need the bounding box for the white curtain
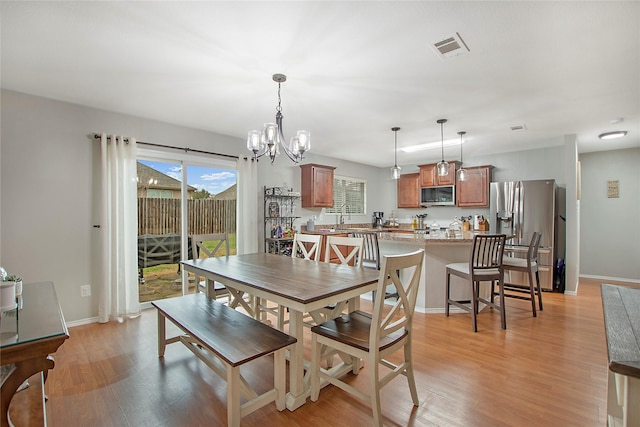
[236,157,259,254]
[98,134,140,323]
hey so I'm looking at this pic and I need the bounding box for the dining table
[180,253,380,411]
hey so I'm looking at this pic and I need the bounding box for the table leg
[1,357,54,427]
[285,310,307,411]
[157,310,166,357]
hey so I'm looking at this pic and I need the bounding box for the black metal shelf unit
[264,186,300,255]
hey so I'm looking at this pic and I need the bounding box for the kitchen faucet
[336,203,350,228]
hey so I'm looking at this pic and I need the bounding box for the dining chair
[350,231,380,270]
[324,235,364,267]
[308,235,365,331]
[498,231,543,316]
[352,231,400,301]
[310,249,425,427]
[191,233,230,301]
[263,233,323,330]
[445,234,507,332]
[292,233,323,261]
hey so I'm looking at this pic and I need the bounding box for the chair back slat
[351,231,380,269]
[529,232,542,263]
[292,233,322,261]
[370,249,424,348]
[469,234,506,272]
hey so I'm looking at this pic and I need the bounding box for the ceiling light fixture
[391,127,401,180]
[598,131,627,140]
[247,74,310,163]
[457,131,467,182]
[400,138,461,153]
[436,119,449,176]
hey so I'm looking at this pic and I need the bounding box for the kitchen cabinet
[418,161,460,187]
[397,173,420,208]
[456,165,492,207]
[300,163,336,208]
[264,186,300,255]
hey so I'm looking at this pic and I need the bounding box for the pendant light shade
[391,127,401,180]
[457,131,468,181]
[436,119,449,176]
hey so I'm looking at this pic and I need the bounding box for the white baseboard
[580,274,640,284]
[66,316,99,328]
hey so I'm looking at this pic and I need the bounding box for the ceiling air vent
[432,32,470,59]
[510,124,528,131]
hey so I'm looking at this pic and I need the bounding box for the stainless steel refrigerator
[490,179,561,291]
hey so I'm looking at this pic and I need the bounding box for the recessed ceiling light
[598,131,628,140]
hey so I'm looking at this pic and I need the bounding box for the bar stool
[499,232,543,316]
[445,234,507,332]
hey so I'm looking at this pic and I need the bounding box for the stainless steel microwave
[420,186,456,206]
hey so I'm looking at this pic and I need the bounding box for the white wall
[579,147,640,282]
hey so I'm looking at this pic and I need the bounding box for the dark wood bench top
[601,284,640,379]
[152,294,296,367]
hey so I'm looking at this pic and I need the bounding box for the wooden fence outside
[138,198,236,235]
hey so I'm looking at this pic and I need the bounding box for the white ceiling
[1,1,638,168]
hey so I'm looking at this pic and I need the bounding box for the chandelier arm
[276,111,302,163]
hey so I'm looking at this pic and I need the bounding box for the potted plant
[5,274,23,297]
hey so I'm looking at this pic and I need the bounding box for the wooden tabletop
[601,284,640,379]
[181,253,379,305]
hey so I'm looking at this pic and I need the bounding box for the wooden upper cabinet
[456,165,493,207]
[300,163,336,208]
[418,161,460,187]
[397,173,420,208]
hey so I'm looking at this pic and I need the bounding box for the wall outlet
[80,284,91,297]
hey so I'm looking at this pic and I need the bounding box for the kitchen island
[376,231,480,313]
[302,228,487,313]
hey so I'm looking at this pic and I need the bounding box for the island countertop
[302,228,490,243]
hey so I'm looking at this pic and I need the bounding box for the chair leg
[445,271,451,317]
[498,278,507,330]
[370,358,383,427]
[535,270,543,310]
[405,341,419,406]
[528,267,537,317]
[470,280,478,332]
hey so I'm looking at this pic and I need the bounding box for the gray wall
[394,145,567,224]
[0,90,244,323]
[579,148,640,281]
[1,89,636,324]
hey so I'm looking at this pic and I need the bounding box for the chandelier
[247,74,310,163]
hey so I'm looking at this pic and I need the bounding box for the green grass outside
[139,233,237,302]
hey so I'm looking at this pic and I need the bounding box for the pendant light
[390,126,401,180]
[457,131,468,181]
[436,119,449,176]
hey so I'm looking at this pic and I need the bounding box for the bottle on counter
[412,217,418,230]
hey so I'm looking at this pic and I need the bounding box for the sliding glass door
[136,153,236,304]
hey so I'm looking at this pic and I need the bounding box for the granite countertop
[302,228,486,243]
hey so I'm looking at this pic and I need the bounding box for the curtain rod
[92,133,239,160]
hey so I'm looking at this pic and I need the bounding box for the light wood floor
[9,278,636,426]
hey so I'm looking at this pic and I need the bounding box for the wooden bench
[152,293,297,427]
[601,284,640,427]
